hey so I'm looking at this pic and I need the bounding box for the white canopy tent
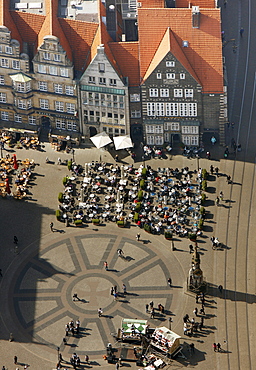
[113,135,133,150]
[90,132,112,149]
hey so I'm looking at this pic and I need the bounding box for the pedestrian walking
[0,269,2,277]
[189,244,194,253]
[193,307,198,316]
[167,277,172,287]
[14,355,18,364]
[145,303,149,313]
[84,355,89,363]
[190,343,195,354]
[63,337,67,345]
[217,343,221,352]
[14,235,18,244]
[113,292,118,301]
[240,27,244,36]
[210,165,214,175]
[219,191,223,201]
[110,287,114,295]
[215,167,219,177]
[150,308,155,319]
[231,122,235,129]
[116,363,119,370]
[114,285,117,293]
[200,306,205,315]
[104,261,108,270]
[196,294,199,303]
[215,196,220,206]
[224,0,227,8]
[206,151,211,159]
[73,293,78,301]
[50,222,54,232]
[136,233,140,241]
[149,300,154,309]
[218,285,223,293]
[227,175,231,184]
[98,308,103,317]
[122,283,127,294]
[213,343,217,352]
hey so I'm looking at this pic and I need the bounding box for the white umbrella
[113,135,133,150]
[90,132,112,149]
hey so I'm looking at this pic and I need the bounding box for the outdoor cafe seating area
[57,159,206,238]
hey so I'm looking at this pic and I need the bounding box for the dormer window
[166,61,175,67]
[43,52,50,60]
[99,63,105,72]
[180,73,186,79]
[156,73,162,79]
[5,46,12,54]
[54,54,61,62]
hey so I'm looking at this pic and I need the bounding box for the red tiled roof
[59,19,98,72]
[0,0,22,45]
[176,0,216,8]
[138,8,223,93]
[143,28,200,85]
[38,0,72,61]
[139,0,165,8]
[109,42,140,86]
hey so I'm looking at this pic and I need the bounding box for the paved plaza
[0,143,255,369]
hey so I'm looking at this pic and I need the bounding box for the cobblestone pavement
[0,143,253,370]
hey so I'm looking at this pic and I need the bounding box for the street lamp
[168,318,173,330]
[57,346,60,362]
[196,154,200,171]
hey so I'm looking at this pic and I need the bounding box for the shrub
[141,168,147,179]
[117,220,125,227]
[198,219,204,230]
[202,180,207,191]
[138,190,144,201]
[144,223,152,233]
[188,233,197,242]
[140,179,145,189]
[164,231,173,240]
[58,192,64,203]
[202,169,208,180]
[92,218,100,225]
[55,209,61,221]
[67,160,72,171]
[200,206,205,215]
[135,202,141,212]
[74,219,83,226]
[63,177,68,186]
[201,193,206,204]
[134,212,139,223]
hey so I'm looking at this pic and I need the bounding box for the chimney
[192,6,200,29]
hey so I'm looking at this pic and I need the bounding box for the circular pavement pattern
[3,232,185,360]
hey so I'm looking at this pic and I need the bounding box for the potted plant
[139,179,145,189]
[188,232,197,242]
[164,230,173,240]
[198,219,204,230]
[117,220,125,228]
[202,169,208,180]
[134,212,139,223]
[200,206,205,215]
[74,219,83,226]
[144,223,152,233]
[201,193,206,204]
[63,176,68,186]
[55,209,62,221]
[141,167,147,179]
[135,202,141,212]
[67,160,72,171]
[58,192,64,203]
[92,218,100,225]
[202,180,207,191]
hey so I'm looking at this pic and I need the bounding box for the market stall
[118,318,149,342]
[0,127,40,149]
[49,132,80,151]
[150,327,182,358]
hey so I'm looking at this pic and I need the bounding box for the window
[0,75,4,85]
[166,61,175,67]
[88,76,95,84]
[55,101,64,112]
[160,88,169,97]
[180,73,185,79]
[66,103,75,113]
[54,84,63,94]
[29,116,36,125]
[12,60,20,69]
[1,111,8,120]
[147,135,154,145]
[16,82,24,92]
[155,125,163,134]
[110,79,116,86]
[166,102,178,116]
[171,122,180,131]
[54,54,61,62]
[155,136,164,145]
[5,46,12,54]
[18,99,26,109]
[166,73,175,79]
[43,52,50,60]
[156,73,162,79]
[131,110,141,118]
[99,77,106,85]
[180,103,188,116]
[188,103,197,116]
[156,102,165,116]
[60,68,68,77]
[56,119,65,130]
[107,94,112,108]
[149,88,158,97]
[174,89,183,98]
[38,64,46,74]
[40,99,49,109]
[38,81,48,91]
[164,132,169,142]
[121,129,125,134]
[27,99,32,109]
[49,66,57,75]
[182,135,199,146]
[147,102,155,116]
[185,89,193,98]
[115,128,119,134]
[146,125,154,134]
[130,93,140,102]
[1,59,9,68]
[0,92,6,103]
[98,63,105,72]
[15,114,22,123]
[65,85,74,96]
